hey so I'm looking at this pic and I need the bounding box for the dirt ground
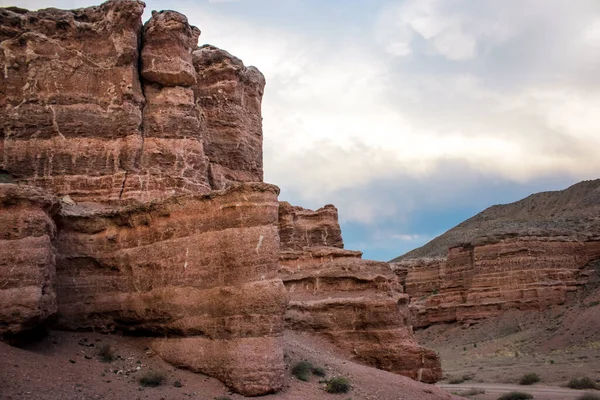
[416,285,600,399]
[0,330,458,400]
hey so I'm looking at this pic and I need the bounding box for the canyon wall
[279,203,442,383]
[0,1,263,203]
[0,2,281,395]
[393,180,600,328]
[0,0,448,393]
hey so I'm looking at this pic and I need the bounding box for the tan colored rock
[0,184,58,338]
[279,202,442,383]
[193,45,265,188]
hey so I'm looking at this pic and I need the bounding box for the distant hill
[392,179,600,261]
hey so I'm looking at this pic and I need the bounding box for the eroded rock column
[137,10,211,200]
[0,184,58,338]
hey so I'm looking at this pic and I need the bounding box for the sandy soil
[0,330,459,400]
[439,382,600,400]
[415,285,600,399]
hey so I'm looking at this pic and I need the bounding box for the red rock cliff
[393,180,600,328]
[0,2,281,395]
[278,202,442,383]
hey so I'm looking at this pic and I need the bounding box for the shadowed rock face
[0,2,283,395]
[393,180,600,328]
[278,203,442,383]
[0,184,59,337]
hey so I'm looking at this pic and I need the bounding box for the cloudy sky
[6,0,600,260]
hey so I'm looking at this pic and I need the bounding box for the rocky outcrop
[278,201,343,250]
[0,2,283,395]
[0,1,146,202]
[55,183,286,395]
[279,203,442,383]
[193,45,265,189]
[393,180,600,328]
[0,2,266,203]
[0,184,58,338]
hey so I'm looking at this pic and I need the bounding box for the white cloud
[5,0,600,231]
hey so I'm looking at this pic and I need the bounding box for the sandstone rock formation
[0,184,58,338]
[0,2,282,395]
[0,0,446,394]
[0,2,264,203]
[279,203,442,383]
[56,183,286,395]
[393,180,600,328]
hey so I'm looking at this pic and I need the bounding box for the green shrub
[451,388,485,397]
[325,377,351,394]
[568,377,598,390]
[96,344,116,363]
[497,392,533,400]
[292,361,313,382]
[519,373,540,385]
[577,394,600,400]
[139,371,166,387]
[312,365,327,377]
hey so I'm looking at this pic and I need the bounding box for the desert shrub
[139,371,166,387]
[568,377,598,390]
[497,391,533,400]
[96,344,116,363]
[292,360,313,381]
[452,388,485,397]
[325,377,351,394]
[519,373,540,385]
[577,394,600,400]
[312,365,327,377]
[448,377,465,384]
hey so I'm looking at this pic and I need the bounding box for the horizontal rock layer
[55,182,286,394]
[279,203,442,383]
[395,236,600,328]
[0,1,264,203]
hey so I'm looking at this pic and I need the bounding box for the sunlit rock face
[0,0,147,202]
[278,202,442,383]
[0,1,285,395]
[393,179,600,328]
[55,183,286,395]
[0,184,59,338]
[192,45,266,189]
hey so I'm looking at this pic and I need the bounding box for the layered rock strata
[279,203,442,383]
[0,1,264,203]
[393,180,600,328]
[0,184,58,337]
[56,183,286,395]
[0,2,282,395]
